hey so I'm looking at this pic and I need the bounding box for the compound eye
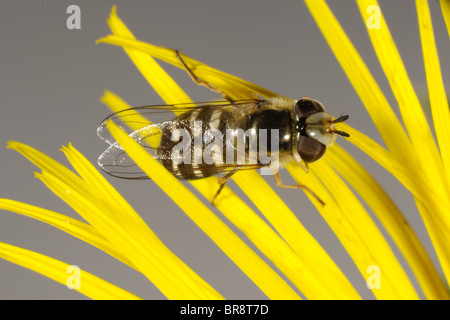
[297,136,326,163]
[294,98,326,120]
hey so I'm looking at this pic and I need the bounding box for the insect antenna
[333,130,350,137]
[331,115,349,123]
[329,114,350,137]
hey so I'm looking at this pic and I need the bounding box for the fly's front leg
[212,169,238,205]
[175,50,234,104]
[274,172,325,207]
[300,161,309,173]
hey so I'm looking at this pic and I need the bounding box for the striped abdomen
[157,102,293,180]
[157,106,232,180]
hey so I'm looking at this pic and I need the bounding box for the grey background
[0,0,449,299]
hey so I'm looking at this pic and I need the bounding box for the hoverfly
[97,51,350,205]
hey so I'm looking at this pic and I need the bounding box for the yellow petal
[191,173,355,299]
[416,0,450,186]
[287,160,418,299]
[7,141,222,300]
[105,6,191,104]
[231,170,360,299]
[307,0,450,290]
[356,0,445,187]
[356,0,450,285]
[440,0,450,38]
[0,242,141,300]
[0,199,136,270]
[97,37,278,100]
[327,146,449,299]
[304,0,413,165]
[106,120,301,299]
[338,125,443,209]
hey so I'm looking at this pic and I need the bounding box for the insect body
[98,97,349,204]
[97,51,350,205]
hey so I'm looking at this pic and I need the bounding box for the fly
[97,51,350,205]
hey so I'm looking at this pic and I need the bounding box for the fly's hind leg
[274,172,325,207]
[175,50,234,104]
[212,169,238,205]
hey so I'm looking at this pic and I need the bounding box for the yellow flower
[1,1,449,299]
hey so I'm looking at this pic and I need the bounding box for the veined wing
[97,99,264,179]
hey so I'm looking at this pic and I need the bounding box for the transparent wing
[97,99,263,179]
[97,122,174,179]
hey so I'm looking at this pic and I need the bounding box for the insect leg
[300,161,309,173]
[175,50,234,104]
[211,169,238,205]
[274,172,325,207]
